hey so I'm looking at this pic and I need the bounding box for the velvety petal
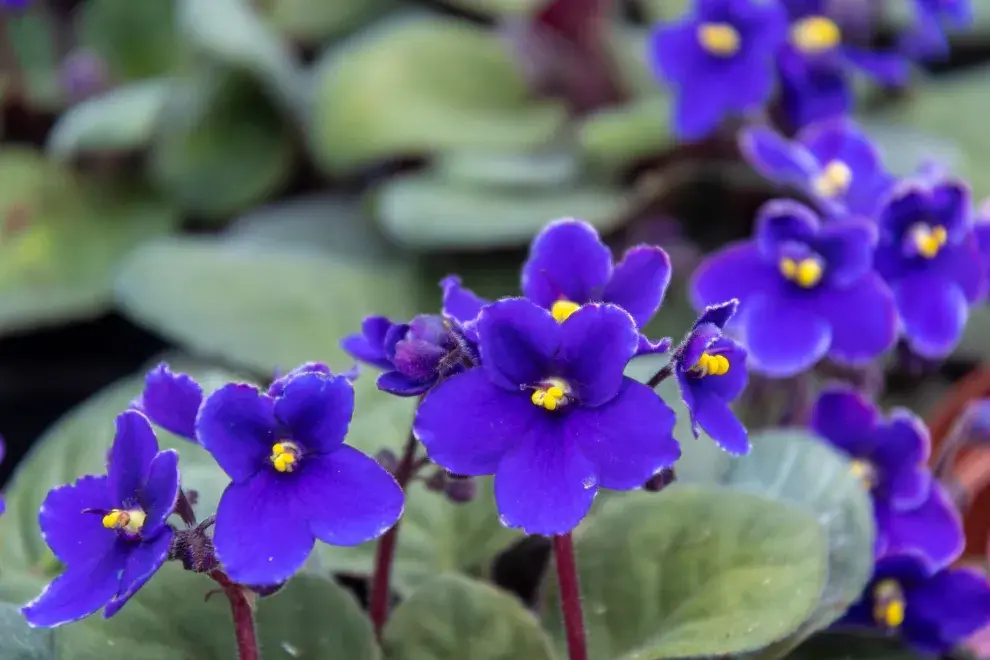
[273,373,353,454]
[341,327,394,370]
[877,180,929,241]
[440,276,488,326]
[690,242,782,312]
[930,178,971,238]
[108,411,159,506]
[602,245,671,327]
[755,199,820,260]
[809,386,878,458]
[268,363,334,397]
[477,298,559,390]
[931,238,985,303]
[872,411,932,509]
[739,126,819,184]
[691,391,750,454]
[21,543,128,627]
[843,46,910,85]
[693,299,739,330]
[377,371,431,397]
[779,53,852,130]
[883,482,965,569]
[521,219,612,309]
[894,274,968,358]
[815,219,877,287]
[103,530,172,618]
[494,431,598,536]
[816,273,898,365]
[798,118,880,172]
[741,294,831,377]
[213,472,315,585]
[680,323,722,370]
[133,363,202,442]
[298,446,403,546]
[648,21,700,84]
[567,378,680,489]
[907,568,990,653]
[139,450,180,535]
[673,77,729,141]
[197,384,276,483]
[696,337,748,401]
[414,369,531,476]
[556,304,638,407]
[39,475,115,564]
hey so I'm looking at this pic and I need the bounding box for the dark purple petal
[690,242,782,313]
[477,298,559,390]
[843,46,909,85]
[197,384,276,483]
[894,275,968,358]
[521,219,612,309]
[755,199,820,260]
[298,446,404,546]
[268,362,334,397]
[813,274,897,367]
[213,471,315,585]
[739,125,819,184]
[414,369,531,475]
[692,392,750,454]
[133,363,202,442]
[340,317,395,370]
[693,299,739,331]
[672,77,728,141]
[872,411,931,509]
[742,294,830,377]
[882,482,965,570]
[798,118,880,173]
[602,245,671,327]
[931,238,985,303]
[680,322,722,370]
[636,335,673,356]
[929,178,971,239]
[108,411,159,507]
[567,378,680,489]
[815,219,876,287]
[778,52,852,130]
[906,567,990,653]
[39,475,115,564]
[103,530,172,618]
[140,450,180,535]
[392,339,445,381]
[441,276,489,326]
[21,543,128,627]
[273,373,353,454]
[810,386,878,459]
[557,304,639,407]
[493,433,598,536]
[694,337,748,401]
[975,219,990,289]
[377,371,432,397]
[648,20,701,84]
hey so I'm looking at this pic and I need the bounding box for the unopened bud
[375,449,399,474]
[444,475,477,504]
[643,468,676,492]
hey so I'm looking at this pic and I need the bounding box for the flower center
[550,299,581,323]
[271,441,302,473]
[813,160,852,198]
[689,352,730,377]
[790,16,841,53]
[531,378,571,412]
[697,22,741,56]
[848,459,876,490]
[779,256,823,288]
[102,508,147,536]
[872,579,906,629]
[908,223,947,259]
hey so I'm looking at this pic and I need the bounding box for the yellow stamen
[697,22,741,56]
[910,223,948,259]
[271,441,301,473]
[551,299,581,323]
[102,508,146,535]
[849,459,875,490]
[780,257,823,288]
[813,160,852,198]
[531,379,569,412]
[790,16,841,53]
[872,579,906,628]
[691,352,730,377]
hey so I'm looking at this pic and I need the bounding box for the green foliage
[260,0,397,44]
[78,0,183,81]
[542,486,828,659]
[0,603,54,659]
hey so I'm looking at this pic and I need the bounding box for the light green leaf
[542,486,827,659]
[0,603,54,659]
[578,95,673,170]
[46,79,172,159]
[383,574,555,660]
[373,171,626,250]
[434,149,581,189]
[261,0,397,44]
[309,15,568,173]
[78,0,182,81]
[442,0,546,15]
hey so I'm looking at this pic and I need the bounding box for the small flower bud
[424,469,448,492]
[375,449,399,474]
[643,468,676,492]
[444,475,477,504]
[60,49,109,103]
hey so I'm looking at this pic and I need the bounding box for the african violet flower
[648,0,787,140]
[22,411,180,627]
[810,387,964,567]
[975,200,990,298]
[739,119,893,217]
[341,315,476,396]
[841,553,990,654]
[443,218,673,354]
[133,363,204,442]
[197,367,403,585]
[900,0,973,59]
[691,199,897,377]
[874,178,985,358]
[673,300,750,454]
[414,298,680,535]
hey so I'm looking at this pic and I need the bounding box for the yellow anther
[531,379,570,412]
[872,580,906,629]
[780,257,823,288]
[911,223,948,259]
[271,441,301,473]
[849,459,875,490]
[551,299,581,323]
[813,160,853,198]
[691,352,730,377]
[790,16,841,53]
[779,257,797,280]
[697,22,741,56]
[102,508,146,535]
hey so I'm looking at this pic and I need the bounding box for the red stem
[209,570,259,660]
[369,433,418,639]
[553,532,588,660]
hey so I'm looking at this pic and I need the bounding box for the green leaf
[441,0,546,16]
[78,0,183,81]
[434,149,581,189]
[383,574,555,660]
[578,95,673,170]
[0,603,54,659]
[542,486,827,659]
[2,9,63,110]
[261,0,397,45]
[309,15,568,173]
[372,171,626,250]
[148,71,293,218]
[46,79,172,159]
[787,630,926,659]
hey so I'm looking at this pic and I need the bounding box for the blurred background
[1,0,990,555]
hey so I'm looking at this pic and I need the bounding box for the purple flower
[413,298,680,535]
[739,118,893,217]
[810,387,964,567]
[691,199,897,377]
[841,553,990,654]
[341,315,476,397]
[648,0,787,140]
[1,0,33,8]
[673,300,750,454]
[132,363,204,443]
[442,219,673,355]
[21,411,180,627]
[196,368,404,585]
[975,200,990,299]
[873,179,985,358]
[900,0,973,60]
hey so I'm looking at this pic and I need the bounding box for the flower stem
[369,431,418,639]
[209,570,259,660]
[553,532,588,660]
[646,363,674,389]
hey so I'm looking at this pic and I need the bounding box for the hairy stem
[553,532,588,660]
[646,363,674,389]
[209,570,259,660]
